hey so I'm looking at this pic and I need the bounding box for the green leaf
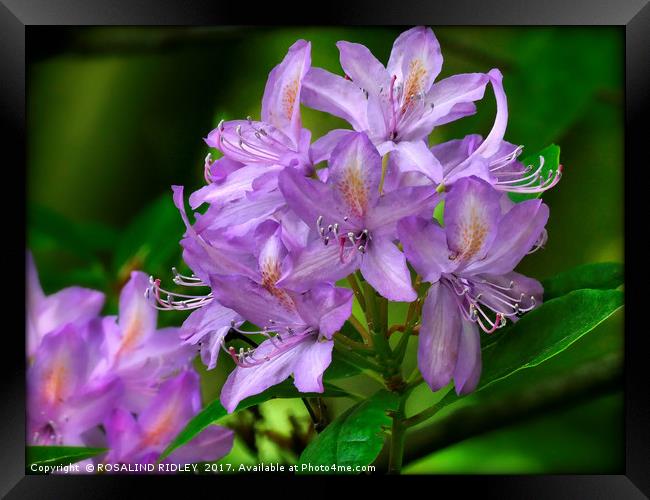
[440,289,623,407]
[298,389,400,473]
[27,446,106,468]
[159,380,349,461]
[324,356,361,381]
[508,144,561,203]
[542,262,623,301]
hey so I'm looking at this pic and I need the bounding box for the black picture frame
[3,0,648,496]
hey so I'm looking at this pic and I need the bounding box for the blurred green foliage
[27,26,623,473]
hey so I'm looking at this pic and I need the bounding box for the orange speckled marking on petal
[402,59,427,111]
[282,78,300,120]
[116,317,143,357]
[44,363,68,404]
[336,161,370,218]
[141,408,176,447]
[454,206,488,262]
[261,259,296,312]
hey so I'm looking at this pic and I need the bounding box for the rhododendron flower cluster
[26,254,233,467]
[149,26,559,412]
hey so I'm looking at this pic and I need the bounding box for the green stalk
[387,397,407,474]
[346,274,366,311]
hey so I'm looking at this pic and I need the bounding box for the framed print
[2,0,648,496]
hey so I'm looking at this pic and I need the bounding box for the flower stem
[388,397,407,474]
[347,314,373,347]
[403,404,440,428]
[346,274,366,311]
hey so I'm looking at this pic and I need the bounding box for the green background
[27,26,624,473]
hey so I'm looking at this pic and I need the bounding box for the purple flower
[94,271,195,412]
[192,40,315,213]
[397,176,548,394]
[278,132,440,301]
[103,371,233,466]
[210,275,353,413]
[391,70,562,193]
[27,252,105,358]
[301,26,490,152]
[28,322,123,446]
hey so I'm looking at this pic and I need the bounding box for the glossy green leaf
[440,289,623,407]
[160,380,349,461]
[27,446,106,468]
[542,262,623,301]
[508,144,561,203]
[298,389,400,473]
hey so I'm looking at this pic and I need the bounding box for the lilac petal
[328,132,382,220]
[277,209,311,254]
[104,408,142,462]
[278,167,341,228]
[210,274,301,329]
[118,326,194,374]
[292,339,334,393]
[189,164,281,209]
[291,284,353,339]
[137,371,202,450]
[418,282,462,391]
[453,319,482,395]
[469,69,507,160]
[65,376,124,437]
[431,134,482,177]
[261,39,311,144]
[30,286,105,357]
[367,186,440,239]
[277,239,360,292]
[444,157,493,186]
[387,26,442,96]
[337,40,389,96]
[180,300,243,345]
[302,67,368,131]
[205,156,243,184]
[360,237,416,302]
[277,239,361,292]
[309,129,354,165]
[399,73,487,141]
[257,224,287,282]
[116,271,158,353]
[28,324,87,420]
[427,73,488,123]
[465,199,549,275]
[444,176,502,267]
[220,336,309,412]
[197,189,285,239]
[366,91,391,145]
[397,216,455,283]
[168,425,234,465]
[388,140,444,184]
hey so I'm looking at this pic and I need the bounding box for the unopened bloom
[302,26,490,152]
[278,132,439,301]
[103,371,233,466]
[209,274,353,412]
[27,252,105,358]
[397,176,547,394]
